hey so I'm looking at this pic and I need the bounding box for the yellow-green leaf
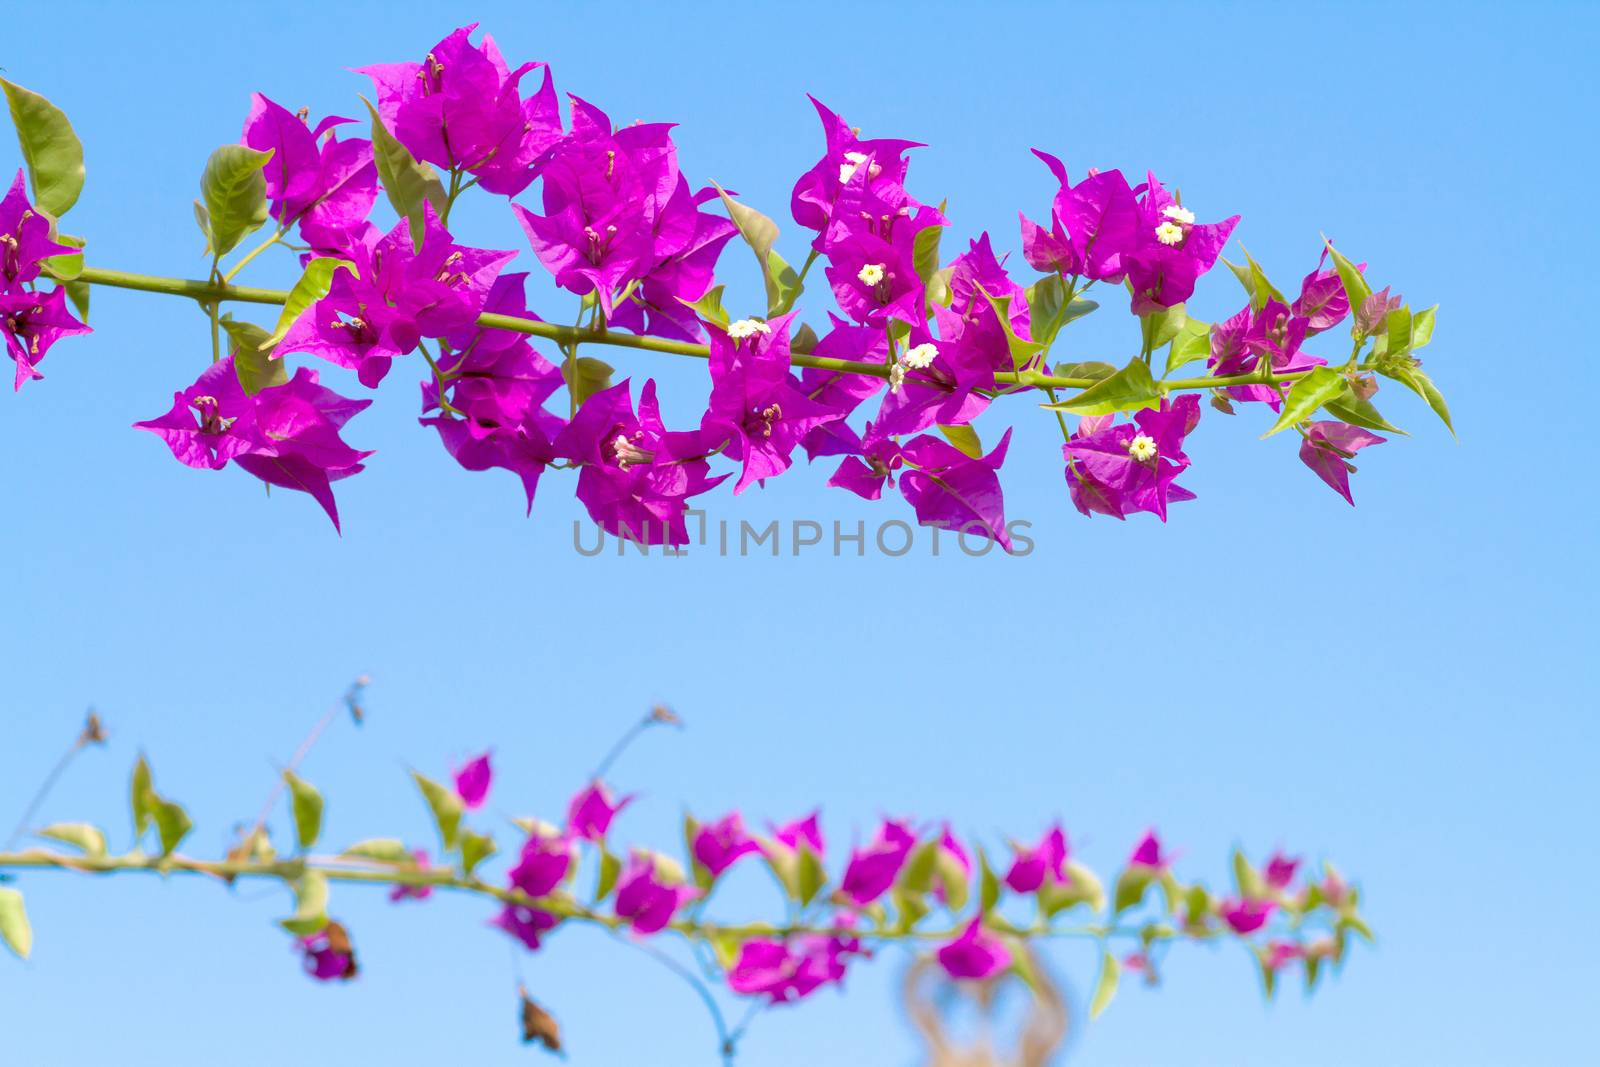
[1044,357,1160,417]
[937,424,982,459]
[283,770,324,851]
[263,258,355,348]
[200,144,273,258]
[363,96,445,250]
[38,822,106,856]
[1089,950,1121,1020]
[1261,366,1348,438]
[411,771,463,851]
[0,888,32,961]
[1,79,85,218]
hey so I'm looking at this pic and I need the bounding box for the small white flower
[1161,204,1196,225]
[1127,433,1158,462]
[837,150,870,184]
[1154,221,1185,246]
[888,363,906,394]
[727,318,771,340]
[857,263,886,286]
[902,342,937,369]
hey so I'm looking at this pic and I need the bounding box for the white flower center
[888,363,906,394]
[1154,221,1185,246]
[727,318,771,340]
[901,343,937,370]
[857,263,886,286]
[1162,204,1195,225]
[1127,433,1158,461]
[838,151,877,184]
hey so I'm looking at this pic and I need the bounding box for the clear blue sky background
[2,2,1595,1064]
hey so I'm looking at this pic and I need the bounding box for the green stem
[222,228,287,283]
[74,266,1315,395]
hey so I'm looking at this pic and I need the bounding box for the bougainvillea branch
[0,702,1373,1060]
[1,21,1449,542]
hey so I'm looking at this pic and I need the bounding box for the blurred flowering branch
[0,702,1373,1061]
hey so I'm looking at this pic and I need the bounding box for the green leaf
[562,356,614,409]
[1165,317,1211,375]
[263,258,356,349]
[1044,356,1160,417]
[130,756,154,839]
[1324,391,1407,435]
[1222,256,1255,304]
[594,849,622,903]
[912,224,944,291]
[1411,304,1438,349]
[934,846,970,912]
[1140,302,1187,352]
[1339,914,1376,943]
[219,314,287,395]
[411,771,463,851]
[280,871,330,936]
[342,838,410,863]
[1261,366,1349,438]
[937,424,982,459]
[192,200,211,256]
[460,830,497,876]
[709,930,743,971]
[897,841,939,897]
[1113,866,1155,915]
[362,97,446,250]
[39,822,107,856]
[1232,849,1265,899]
[1385,364,1454,437]
[200,144,272,258]
[62,279,89,323]
[978,848,1001,916]
[0,888,32,961]
[1025,275,1098,351]
[680,284,729,330]
[1384,305,1413,359]
[980,289,1045,370]
[1,79,85,218]
[150,795,193,857]
[1088,950,1121,1020]
[1241,246,1286,311]
[41,233,84,282]
[795,844,827,907]
[283,770,324,851]
[1006,935,1042,995]
[1324,242,1372,330]
[1040,859,1106,917]
[711,182,801,318]
[1053,360,1116,382]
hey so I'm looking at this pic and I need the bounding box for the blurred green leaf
[795,844,827,907]
[978,848,1001,916]
[1053,360,1117,382]
[460,830,496,876]
[411,771,462,851]
[283,771,324,851]
[342,838,410,863]
[0,888,32,961]
[1113,866,1155,915]
[1089,950,1121,1019]
[595,848,622,903]
[150,795,192,857]
[39,822,106,856]
[1233,849,1265,899]
[280,871,330,936]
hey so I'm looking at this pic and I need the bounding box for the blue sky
[1,1,1594,1064]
